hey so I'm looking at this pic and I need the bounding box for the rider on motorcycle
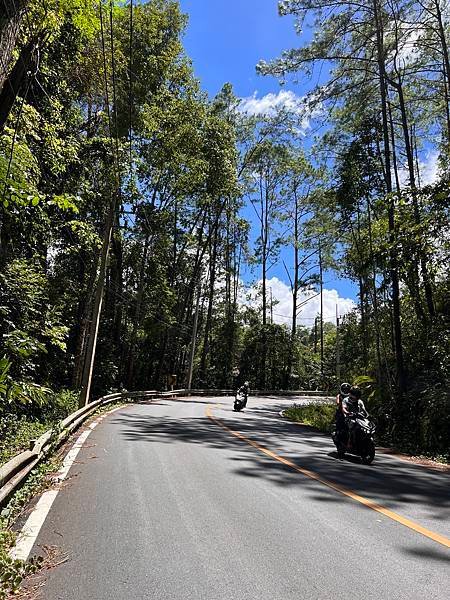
[237,381,250,398]
[341,386,368,418]
[234,381,250,411]
[336,382,352,407]
[341,386,368,444]
[335,382,351,438]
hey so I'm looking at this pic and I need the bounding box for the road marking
[206,405,450,549]
[10,404,125,561]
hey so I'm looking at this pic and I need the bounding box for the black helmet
[349,386,361,399]
[340,382,351,396]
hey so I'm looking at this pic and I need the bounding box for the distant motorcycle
[233,384,249,412]
[332,412,376,464]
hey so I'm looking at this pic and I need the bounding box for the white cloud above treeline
[238,90,321,130]
[420,151,440,186]
[238,90,304,116]
[397,150,440,187]
[241,277,356,327]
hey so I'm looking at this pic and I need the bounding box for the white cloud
[396,150,440,188]
[238,90,321,131]
[419,150,440,186]
[241,276,356,327]
[239,90,303,116]
[390,26,422,67]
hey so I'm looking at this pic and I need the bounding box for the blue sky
[178,0,299,98]
[178,0,359,321]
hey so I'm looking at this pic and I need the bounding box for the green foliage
[0,389,78,465]
[0,259,68,407]
[0,415,48,465]
[1,0,448,464]
[284,403,336,433]
[0,551,43,599]
[239,323,293,389]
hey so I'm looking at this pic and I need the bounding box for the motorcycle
[332,412,376,464]
[233,388,248,412]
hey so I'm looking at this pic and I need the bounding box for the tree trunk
[0,0,27,96]
[186,282,201,390]
[261,171,268,328]
[72,253,99,389]
[356,204,368,365]
[287,186,300,388]
[199,220,218,383]
[79,193,117,407]
[319,241,324,377]
[373,0,406,394]
[391,76,435,318]
[111,213,124,348]
[366,199,385,390]
[125,233,150,388]
[434,0,450,143]
[0,38,37,131]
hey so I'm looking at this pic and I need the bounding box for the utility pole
[186,282,201,391]
[78,196,116,408]
[78,0,121,408]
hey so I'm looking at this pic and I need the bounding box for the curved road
[19,396,449,599]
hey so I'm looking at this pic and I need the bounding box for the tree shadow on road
[400,546,450,564]
[113,401,450,527]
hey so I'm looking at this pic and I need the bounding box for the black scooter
[332,412,376,464]
[233,388,248,412]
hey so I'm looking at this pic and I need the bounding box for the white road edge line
[10,404,125,562]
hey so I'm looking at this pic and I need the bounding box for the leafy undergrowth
[0,390,79,467]
[0,418,49,466]
[284,403,336,433]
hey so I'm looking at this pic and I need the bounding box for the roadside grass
[0,419,49,466]
[0,390,79,467]
[284,403,335,433]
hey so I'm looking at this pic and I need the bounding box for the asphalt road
[22,396,449,599]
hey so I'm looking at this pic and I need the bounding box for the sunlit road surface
[22,397,449,599]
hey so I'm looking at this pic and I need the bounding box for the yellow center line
[206,405,450,549]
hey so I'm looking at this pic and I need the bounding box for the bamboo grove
[0,0,449,456]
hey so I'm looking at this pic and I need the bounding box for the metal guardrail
[0,389,157,507]
[0,387,328,506]
[180,389,329,397]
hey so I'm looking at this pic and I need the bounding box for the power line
[109,0,121,188]
[128,0,134,176]
[78,0,122,406]
[99,1,114,170]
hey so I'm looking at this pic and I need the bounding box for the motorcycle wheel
[361,440,375,465]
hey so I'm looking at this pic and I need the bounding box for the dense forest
[0,0,448,457]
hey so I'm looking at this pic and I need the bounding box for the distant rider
[237,381,250,400]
